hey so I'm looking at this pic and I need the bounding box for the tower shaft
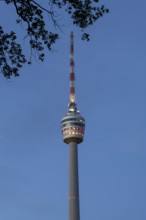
[69,142,80,220]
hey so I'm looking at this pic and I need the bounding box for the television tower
[61,32,85,220]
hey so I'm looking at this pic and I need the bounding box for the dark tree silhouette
[0,0,109,78]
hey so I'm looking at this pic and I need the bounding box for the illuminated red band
[70,60,74,66]
[70,72,75,80]
[70,87,75,94]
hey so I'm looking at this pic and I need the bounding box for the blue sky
[0,0,146,220]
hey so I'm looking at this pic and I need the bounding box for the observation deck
[61,103,85,144]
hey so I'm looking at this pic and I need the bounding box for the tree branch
[31,0,53,15]
[13,0,30,29]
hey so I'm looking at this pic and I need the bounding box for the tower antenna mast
[69,32,76,105]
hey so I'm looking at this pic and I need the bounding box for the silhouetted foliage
[0,0,109,78]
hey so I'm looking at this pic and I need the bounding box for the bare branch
[31,0,53,15]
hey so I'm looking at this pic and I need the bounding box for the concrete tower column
[69,142,80,220]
